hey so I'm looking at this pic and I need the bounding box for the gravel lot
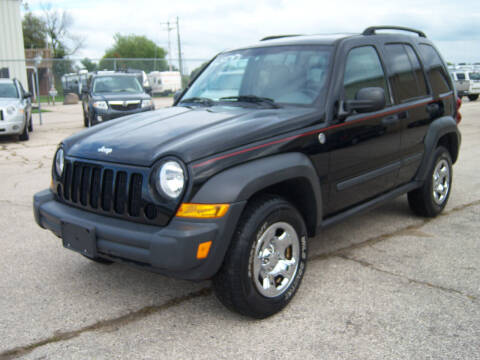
[0,98,479,359]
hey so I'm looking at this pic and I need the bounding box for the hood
[64,105,320,167]
[92,92,151,102]
[0,98,19,107]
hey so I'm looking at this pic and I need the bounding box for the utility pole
[176,16,183,77]
[160,21,175,71]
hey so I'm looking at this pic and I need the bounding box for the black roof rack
[260,34,302,41]
[363,26,426,38]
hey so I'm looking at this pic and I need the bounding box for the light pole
[34,55,43,125]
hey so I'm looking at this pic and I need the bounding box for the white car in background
[0,78,33,141]
[451,69,480,101]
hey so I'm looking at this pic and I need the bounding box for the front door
[325,45,402,214]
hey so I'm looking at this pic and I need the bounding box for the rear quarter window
[418,44,451,94]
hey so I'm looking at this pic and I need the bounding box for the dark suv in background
[35,26,461,318]
[81,73,154,127]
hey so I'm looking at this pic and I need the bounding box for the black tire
[28,112,33,132]
[19,119,29,141]
[213,195,308,319]
[408,146,452,217]
[82,255,114,264]
[468,94,479,101]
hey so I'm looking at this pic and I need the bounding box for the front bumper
[34,189,245,280]
[0,114,25,135]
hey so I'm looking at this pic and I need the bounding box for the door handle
[381,115,399,126]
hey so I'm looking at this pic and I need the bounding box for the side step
[320,181,421,229]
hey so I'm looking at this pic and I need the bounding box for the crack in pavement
[0,288,212,360]
[1,199,479,359]
[336,254,478,302]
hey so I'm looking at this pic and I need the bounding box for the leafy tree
[99,34,168,72]
[190,62,209,80]
[22,12,47,49]
[81,58,98,72]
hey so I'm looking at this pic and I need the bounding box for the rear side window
[343,46,390,105]
[418,44,451,94]
[456,73,466,80]
[384,44,428,103]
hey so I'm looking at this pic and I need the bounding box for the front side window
[0,83,19,98]
[384,44,428,103]
[182,45,332,105]
[93,76,143,93]
[343,46,390,105]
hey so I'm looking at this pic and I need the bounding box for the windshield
[0,83,19,98]
[93,76,143,93]
[469,72,480,80]
[182,45,332,105]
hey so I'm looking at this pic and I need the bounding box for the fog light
[97,116,103,122]
[13,125,19,130]
[196,241,212,259]
[176,203,229,218]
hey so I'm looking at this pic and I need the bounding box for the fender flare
[191,152,323,230]
[415,116,461,182]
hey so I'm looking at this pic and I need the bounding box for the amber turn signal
[176,203,229,218]
[196,241,212,259]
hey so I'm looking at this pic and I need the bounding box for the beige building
[0,0,27,86]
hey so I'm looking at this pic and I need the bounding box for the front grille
[110,103,140,111]
[61,160,144,219]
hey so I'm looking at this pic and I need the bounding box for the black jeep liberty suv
[34,26,461,318]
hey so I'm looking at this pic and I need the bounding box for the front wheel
[19,118,29,141]
[213,196,308,318]
[408,146,452,217]
[468,94,479,101]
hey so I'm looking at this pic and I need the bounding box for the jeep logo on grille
[98,146,113,155]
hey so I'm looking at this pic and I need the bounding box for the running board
[320,181,421,229]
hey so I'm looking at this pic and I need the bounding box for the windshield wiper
[219,95,280,108]
[179,97,215,106]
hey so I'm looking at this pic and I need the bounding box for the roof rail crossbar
[260,34,302,41]
[363,26,426,38]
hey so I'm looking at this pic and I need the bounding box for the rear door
[326,44,402,214]
[381,43,432,185]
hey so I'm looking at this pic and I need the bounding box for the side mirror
[346,87,386,114]
[144,86,152,95]
[173,90,183,103]
[23,91,32,99]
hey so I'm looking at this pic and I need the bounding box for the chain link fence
[0,57,209,100]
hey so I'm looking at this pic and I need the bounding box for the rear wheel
[468,94,479,101]
[408,146,452,217]
[213,196,308,318]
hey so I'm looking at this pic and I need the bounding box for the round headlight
[55,148,65,177]
[158,161,185,198]
[6,105,16,115]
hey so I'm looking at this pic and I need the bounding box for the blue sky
[24,0,480,72]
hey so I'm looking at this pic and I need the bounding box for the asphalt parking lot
[0,98,479,359]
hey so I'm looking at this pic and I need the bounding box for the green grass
[32,108,52,113]
[37,95,65,104]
